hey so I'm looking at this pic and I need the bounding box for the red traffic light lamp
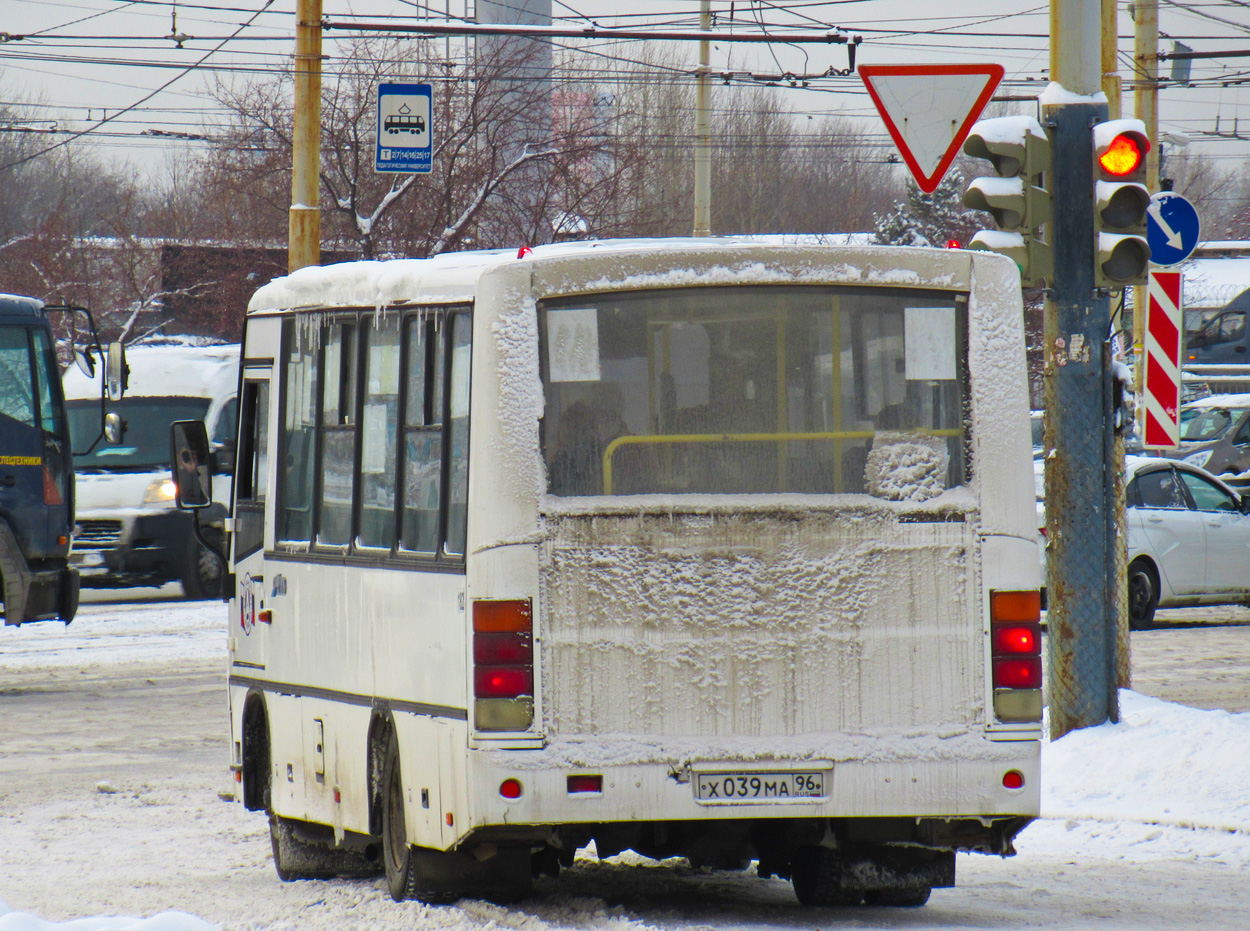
[1097,132,1147,177]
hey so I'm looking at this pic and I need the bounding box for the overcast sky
[4,1,1248,179]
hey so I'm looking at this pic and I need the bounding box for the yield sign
[859,64,1005,193]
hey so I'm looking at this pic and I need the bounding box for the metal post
[289,0,322,273]
[1044,0,1120,738]
[693,0,712,237]
[1104,0,1131,689]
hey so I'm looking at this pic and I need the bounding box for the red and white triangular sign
[859,63,1005,193]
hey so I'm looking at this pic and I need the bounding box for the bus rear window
[540,285,968,498]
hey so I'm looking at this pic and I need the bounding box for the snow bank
[0,904,214,931]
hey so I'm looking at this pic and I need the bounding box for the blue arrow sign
[1146,191,1200,267]
[376,83,432,174]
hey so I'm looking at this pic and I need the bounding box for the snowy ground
[3,600,1250,930]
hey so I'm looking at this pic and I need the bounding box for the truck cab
[62,342,238,599]
[0,294,77,624]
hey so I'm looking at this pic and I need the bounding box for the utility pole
[1044,0,1120,737]
[289,0,322,273]
[1131,0,1161,397]
[693,0,712,237]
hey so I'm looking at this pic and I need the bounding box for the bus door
[231,370,272,668]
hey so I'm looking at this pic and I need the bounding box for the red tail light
[43,464,63,506]
[475,666,533,699]
[994,657,1043,689]
[473,600,535,730]
[990,589,1043,699]
[567,774,603,794]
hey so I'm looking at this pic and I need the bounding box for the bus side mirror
[106,341,128,402]
[170,420,213,509]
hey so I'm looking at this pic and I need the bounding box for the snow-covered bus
[205,240,1042,907]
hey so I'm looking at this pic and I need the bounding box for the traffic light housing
[1093,118,1151,289]
[962,116,1053,287]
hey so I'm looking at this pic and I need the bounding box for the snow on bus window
[539,285,968,499]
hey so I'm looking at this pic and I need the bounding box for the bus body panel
[230,242,1042,891]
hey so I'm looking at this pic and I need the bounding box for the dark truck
[0,294,120,625]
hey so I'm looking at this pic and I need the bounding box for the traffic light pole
[1044,1,1121,737]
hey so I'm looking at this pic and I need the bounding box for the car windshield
[68,396,211,470]
[540,284,969,497]
[1181,407,1242,442]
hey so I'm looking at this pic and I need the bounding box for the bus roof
[247,238,1002,315]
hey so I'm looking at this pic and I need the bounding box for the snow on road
[3,600,1250,930]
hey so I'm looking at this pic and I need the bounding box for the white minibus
[213,240,1042,907]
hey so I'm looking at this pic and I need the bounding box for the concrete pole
[1104,0,1131,690]
[289,0,322,273]
[1044,0,1120,738]
[1131,0,1160,393]
[693,0,712,237]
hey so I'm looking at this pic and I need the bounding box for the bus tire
[790,847,862,907]
[381,736,460,903]
[1128,558,1158,630]
[863,886,932,907]
[269,815,339,881]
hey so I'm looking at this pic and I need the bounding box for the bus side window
[235,379,269,560]
[444,313,471,557]
[358,315,401,549]
[278,324,318,545]
[400,317,442,554]
[318,321,358,547]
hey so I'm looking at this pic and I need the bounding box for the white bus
[208,240,1042,908]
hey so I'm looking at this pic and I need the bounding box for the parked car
[1185,287,1250,365]
[1159,393,1250,480]
[1036,456,1250,627]
[62,342,238,598]
[1125,456,1250,627]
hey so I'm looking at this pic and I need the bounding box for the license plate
[694,770,827,802]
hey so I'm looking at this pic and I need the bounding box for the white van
[63,342,238,598]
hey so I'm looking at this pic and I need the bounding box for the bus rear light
[1002,770,1025,790]
[993,624,1039,654]
[473,599,532,632]
[474,631,533,665]
[473,599,535,732]
[500,778,523,799]
[993,657,1042,690]
[474,666,532,699]
[990,590,1041,622]
[567,774,602,794]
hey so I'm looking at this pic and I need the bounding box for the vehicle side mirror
[104,411,126,445]
[170,420,213,509]
[74,347,96,379]
[106,341,128,402]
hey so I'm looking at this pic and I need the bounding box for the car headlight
[143,477,178,504]
[1184,449,1213,468]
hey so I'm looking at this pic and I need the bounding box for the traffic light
[1092,119,1151,288]
[962,116,1053,287]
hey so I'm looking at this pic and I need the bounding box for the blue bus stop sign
[1146,192,1200,267]
[376,83,432,174]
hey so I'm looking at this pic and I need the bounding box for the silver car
[1126,456,1250,627]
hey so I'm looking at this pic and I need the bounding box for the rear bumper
[463,746,1040,838]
